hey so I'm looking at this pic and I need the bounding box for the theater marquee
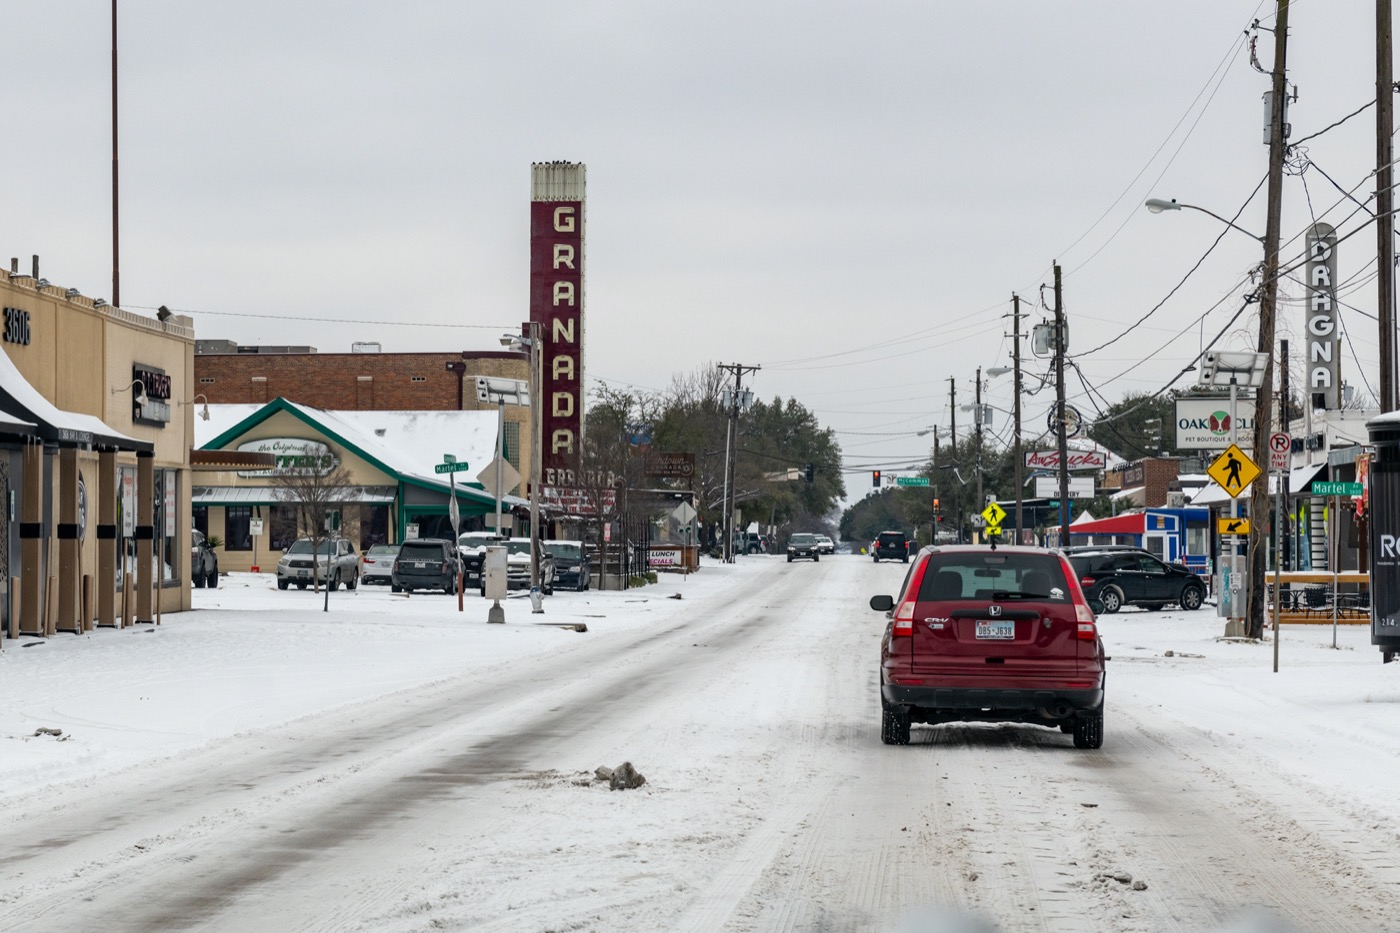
[530,162,586,484]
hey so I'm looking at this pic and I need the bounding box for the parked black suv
[392,538,462,594]
[1066,548,1206,612]
[872,531,909,563]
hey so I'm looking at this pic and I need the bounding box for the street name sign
[435,461,472,474]
[1206,444,1260,498]
[896,476,930,487]
[1311,481,1364,497]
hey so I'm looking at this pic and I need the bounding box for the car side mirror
[869,594,894,612]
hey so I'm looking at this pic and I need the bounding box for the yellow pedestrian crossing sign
[1207,444,1260,498]
[1217,516,1251,536]
[981,501,1007,528]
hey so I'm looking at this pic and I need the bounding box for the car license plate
[975,620,1015,640]
[414,561,425,568]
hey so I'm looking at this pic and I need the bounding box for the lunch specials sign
[530,162,586,482]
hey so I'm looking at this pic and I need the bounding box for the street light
[501,325,544,610]
[1143,198,1264,243]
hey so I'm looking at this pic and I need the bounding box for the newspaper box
[483,546,508,601]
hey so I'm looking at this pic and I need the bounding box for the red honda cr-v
[870,545,1106,748]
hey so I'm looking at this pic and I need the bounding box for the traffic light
[872,470,882,487]
[804,463,814,483]
[932,497,940,511]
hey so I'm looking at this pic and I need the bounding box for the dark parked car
[872,531,909,563]
[191,529,219,589]
[458,531,507,587]
[392,538,462,594]
[543,540,590,591]
[1066,548,1206,612]
[870,544,1106,748]
[786,533,821,562]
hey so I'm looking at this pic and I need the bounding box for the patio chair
[1302,585,1332,620]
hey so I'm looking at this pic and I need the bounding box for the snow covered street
[2,557,1400,931]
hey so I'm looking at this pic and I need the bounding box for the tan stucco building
[0,265,197,638]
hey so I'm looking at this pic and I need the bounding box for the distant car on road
[392,538,462,594]
[360,543,399,586]
[786,533,821,563]
[872,531,910,563]
[191,529,219,589]
[814,534,836,555]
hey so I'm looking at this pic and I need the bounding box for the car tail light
[1064,557,1098,640]
[1079,576,1095,587]
[891,558,931,637]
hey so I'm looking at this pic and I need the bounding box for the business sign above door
[132,363,172,428]
[235,438,339,477]
[1024,450,1106,470]
[1174,397,1258,450]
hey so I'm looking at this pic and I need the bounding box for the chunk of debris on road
[609,761,646,791]
[595,766,613,783]
[1132,880,1148,891]
[33,727,63,737]
[668,593,682,599]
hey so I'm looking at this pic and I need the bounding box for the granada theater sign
[530,162,586,486]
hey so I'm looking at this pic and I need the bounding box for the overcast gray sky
[1,2,1387,490]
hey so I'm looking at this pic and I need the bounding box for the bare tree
[275,451,358,595]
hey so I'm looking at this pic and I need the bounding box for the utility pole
[1281,338,1291,573]
[718,362,759,564]
[1247,0,1291,641]
[1054,262,1070,545]
[1379,0,1396,412]
[974,366,984,515]
[111,0,120,308]
[948,377,957,454]
[1012,293,1024,542]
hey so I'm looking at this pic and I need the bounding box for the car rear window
[917,553,1069,602]
[399,543,445,560]
[879,533,906,544]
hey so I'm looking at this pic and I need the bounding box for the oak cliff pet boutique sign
[235,438,340,477]
[530,161,586,487]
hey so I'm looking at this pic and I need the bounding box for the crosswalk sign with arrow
[1216,516,1251,536]
[1206,443,1261,498]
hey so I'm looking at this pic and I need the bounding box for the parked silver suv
[276,537,360,591]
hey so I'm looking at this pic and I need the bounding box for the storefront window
[271,506,298,551]
[227,506,253,551]
[193,506,208,538]
[361,505,388,549]
[156,468,179,583]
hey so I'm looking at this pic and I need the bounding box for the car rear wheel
[1180,586,1205,611]
[1099,586,1124,613]
[880,702,910,746]
[194,569,205,589]
[346,573,357,591]
[206,566,218,588]
[1073,705,1104,749]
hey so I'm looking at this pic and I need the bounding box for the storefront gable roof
[198,399,525,509]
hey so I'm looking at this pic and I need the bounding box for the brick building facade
[193,344,529,412]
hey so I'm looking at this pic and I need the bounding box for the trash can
[1367,413,1400,660]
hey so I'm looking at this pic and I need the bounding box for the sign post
[1268,431,1289,673]
[1312,481,1364,649]
[443,455,465,611]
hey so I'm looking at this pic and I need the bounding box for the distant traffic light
[932,497,940,511]
[804,463,814,483]
[872,470,882,487]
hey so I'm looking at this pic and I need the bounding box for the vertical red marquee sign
[529,162,585,482]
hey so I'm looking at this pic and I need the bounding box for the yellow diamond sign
[981,501,1007,528]
[1207,444,1260,499]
